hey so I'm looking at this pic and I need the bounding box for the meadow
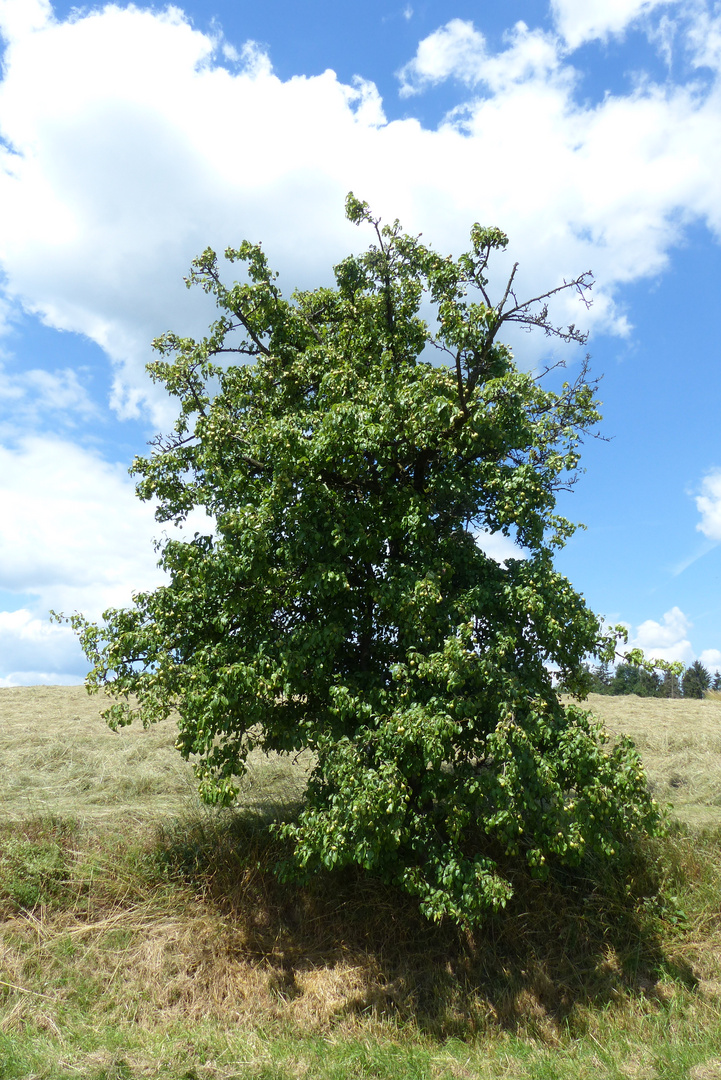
[1,686,720,1079]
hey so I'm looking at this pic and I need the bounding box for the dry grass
[0,685,307,825]
[1,810,720,1078]
[0,812,713,1040]
[580,693,721,828]
[1,687,721,1077]
[5,685,719,830]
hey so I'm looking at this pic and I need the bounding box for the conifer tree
[683,660,711,699]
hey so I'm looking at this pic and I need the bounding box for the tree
[661,667,682,699]
[682,660,710,699]
[608,664,639,696]
[608,662,661,697]
[713,671,721,692]
[559,661,612,695]
[67,195,660,926]
[592,660,613,694]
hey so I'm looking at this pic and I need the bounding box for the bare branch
[455,349,469,416]
[495,262,519,318]
[494,271,594,345]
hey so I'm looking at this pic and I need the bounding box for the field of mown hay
[576,693,721,829]
[0,684,307,824]
[2,685,720,827]
[1,686,720,1079]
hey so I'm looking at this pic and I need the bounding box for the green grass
[1,687,721,1078]
[1,809,720,1078]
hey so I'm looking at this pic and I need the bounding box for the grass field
[1,687,721,1079]
[573,694,721,830]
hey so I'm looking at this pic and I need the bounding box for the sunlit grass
[1,687,721,1078]
[580,693,721,829]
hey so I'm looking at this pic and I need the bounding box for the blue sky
[0,0,720,683]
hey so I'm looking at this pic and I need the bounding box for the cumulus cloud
[0,361,97,431]
[695,468,721,540]
[1,0,721,678]
[550,0,676,48]
[0,3,397,425]
[0,436,164,615]
[236,39,273,78]
[629,605,695,664]
[699,648,721,673]
[398,19,564,97]
[0,435,217,614]
[0,0,51,41]
[0,608,84,684]
[475,530,526,564]
[397,18,487,95]
[0,434,213,680]
[0,3,719,429]
[0,672,82,686]
[686,8,721,69]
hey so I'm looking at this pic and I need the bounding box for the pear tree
[69,196,660,925]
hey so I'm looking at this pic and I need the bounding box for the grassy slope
[1,687,721,1079]
[0,685,308,824]
[3,688,720,827]
[580,694,721,829]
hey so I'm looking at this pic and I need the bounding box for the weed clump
[0,816,80,913]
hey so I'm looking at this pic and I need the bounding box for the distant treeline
[580,659,719,699]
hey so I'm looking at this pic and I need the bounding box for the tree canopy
[582,658,709,699]
[69,195,660,925]
[682,660,711,699]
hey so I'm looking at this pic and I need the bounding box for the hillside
[1,686,720,1079]
[3,684,720,826]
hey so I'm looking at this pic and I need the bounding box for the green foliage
[66,195,661,926]
[0,820,76,912]
[0,837,66,910]
[660,667,682,698]
[609,662,662,697]
[599,658,713,701]
[588,660,613,694]
[580,656,688,699]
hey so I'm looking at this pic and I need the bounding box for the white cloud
[550,0,675,48]
[0,360,97,430]
[397,18,487,96]
[237,39,273,78]
[686,9,721,69]
[0,434,213,680]
[629,605,695,664]
[699,647,721,673]
[477,22,566,94]
[0,435,164,616]
[398,19,564,98]
[344,76,387,127]
[0,671,83,686]
[694,468,721,540]
[649,13,678,66]
[0,3,391,426]
[0,2,720,681]
[0,434,210,611]
[475,529,526,564]
[0,0,51,41]
[0,608,84,682]
[0,3,718,429]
